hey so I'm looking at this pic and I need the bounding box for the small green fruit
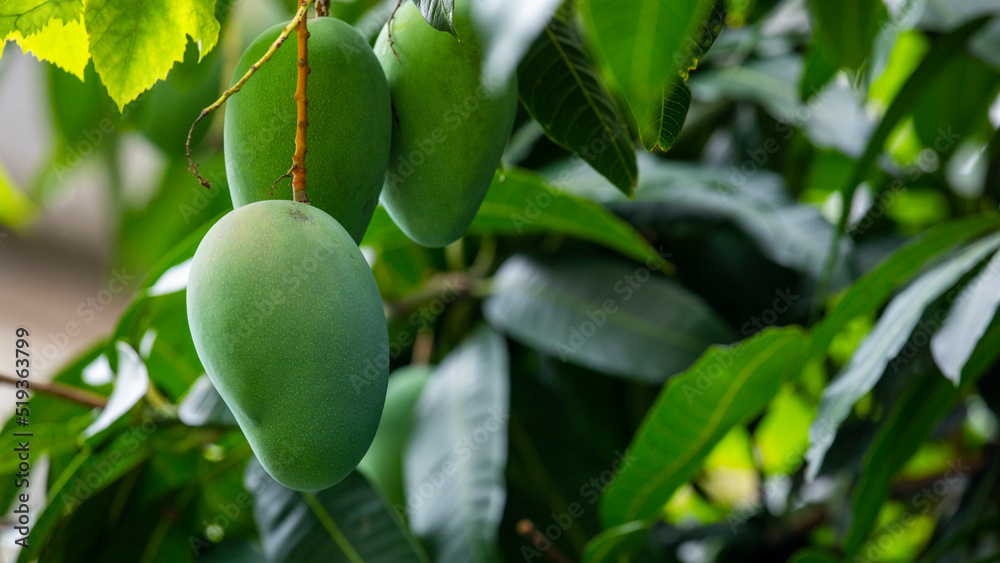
[225,18,391,243]
[187,200,389,491]
[374,1,518,247]
[357,365,431,507]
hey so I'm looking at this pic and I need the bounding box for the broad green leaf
[911,53,1000,150]
[844,322,1000,555]
[582,520,653,563]
[0,0,83,39]
[82,342,149,439]
[806,0,886,73]
[517,14,637,195]
[639,0,725,152]
[9,16,88,78]
[806,232,1000,480]
[404,326,509,563]
[484,254,736,383]
[85,0,220,110]
[600,327,808,526]
[810,214,1000,357]
[931,250,1000,383]
[364,168,665,268]
[248,462,428,562]
[582,0,715,133]
[410,0,455,35]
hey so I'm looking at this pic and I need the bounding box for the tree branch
[186,1,313,189]
[292,0,312,204]
[0,373,107,409]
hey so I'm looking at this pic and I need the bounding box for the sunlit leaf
[9,16,89,78]
[600,327,808,526]
[0,0,83,39]
[581,520,652,563]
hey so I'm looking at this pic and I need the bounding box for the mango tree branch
[291,0,312,204]
[186,1,314,189]
[0,373,108,409]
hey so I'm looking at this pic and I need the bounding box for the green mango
[187,200,389,491]
[357,365,431,508]
[225,18,391,243]
[374,1,518,247]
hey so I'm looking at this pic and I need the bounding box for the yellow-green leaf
[0,0,83,39]
[10,16,89,78]
[85,0,220,110]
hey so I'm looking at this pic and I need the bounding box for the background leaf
[484,254,735,383]
[600,327,808,526]
[518,14,637,195]
[404,326,510,563]
[931,251,1000,382]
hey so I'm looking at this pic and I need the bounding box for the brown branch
[291,0,312,204]
[516,519,574,563]
[316,0,329,17]
[387,0,403,62]
[0,373,107,409]
[186,2,313,189]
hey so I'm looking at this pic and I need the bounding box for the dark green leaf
[484,254,735,383]
[581,0,716,131]
[410,0,455,35]
[806,0,887,73]
[600,327,808,526]
[404,326,509,563]
[518,15,637,195]
[790,548,841,563]
[248,462,429,563]
[806,232,1000,480]
[911,53,1000,150]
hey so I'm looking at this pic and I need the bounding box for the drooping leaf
[581,0,716,134]
[9,16,89,78]
[248,462,429,563]
[82,342,149,439]
[806,232,1000,480]
[600,327,808,526]
[517,14,637,195]
[363,169,666,268]
[582,520,653,563]
[639,0,725,152]
[931,250,1000,383]
[85,0,220,110]
[410,0,455,35]
[484,254,735,383]
[810,214,1000,357]
[0,0,84,39]
[404,326,509,563]
[844,322,1000,555]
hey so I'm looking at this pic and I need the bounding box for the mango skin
[374,1,518,247]
[357,366,431,507]
[225,18,391,243]
[187,200,389,491]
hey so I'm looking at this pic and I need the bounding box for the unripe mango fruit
[225,18,391,243]
[187,200,389,491]
[374,1,518,247]
[357,365,431,507]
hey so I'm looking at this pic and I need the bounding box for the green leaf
[363,168,666,268]
[82,342,149,439]
[844,322,1000,555]
[0,159,37,231]
[8,15,89,78]
[517,15,637,195]
[0,0,83,39]
[806,0,886,73]
[248,462,429,562]
[911,53,1000,151]
[581,520,653,563]
[810,214,1000,358]
[85,0,221,110]
[581,0,716,133]
[484,254,736,383]
[789,548,840,563]
[931,250,1000,383]
[410,0,455,35]
[639,0,725,152]
[806,232,1000,480]
[404,326,509,563]
[600,327,808,526]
